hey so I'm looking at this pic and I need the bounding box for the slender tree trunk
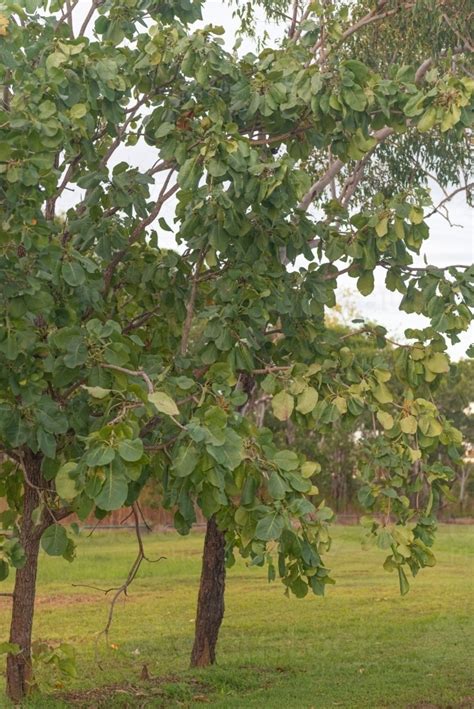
[190,516,226,667]
[6,453,42,702]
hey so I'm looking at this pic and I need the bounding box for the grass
[0,524,473,708]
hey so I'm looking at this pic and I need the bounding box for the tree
[434,359,474,512]
[0,0,472,700]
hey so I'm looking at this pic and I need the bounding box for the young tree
[0,0,472,699]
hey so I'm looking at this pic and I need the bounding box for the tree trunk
[6,453,42,702]
[190,516,226,667]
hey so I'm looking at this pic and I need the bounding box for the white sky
[63,0,473,359]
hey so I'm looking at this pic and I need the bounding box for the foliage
[0,0,472,639]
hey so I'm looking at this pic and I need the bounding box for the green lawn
[0,525,473,708]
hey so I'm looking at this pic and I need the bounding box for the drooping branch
[75,504,164,662]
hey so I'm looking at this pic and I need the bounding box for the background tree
[0,0,472,700]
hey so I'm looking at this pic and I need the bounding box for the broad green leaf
[272,391,294,421]
[409,206,424,224]
[273,449,299,471]
[70,103,87,120]
[173,443,199,477]
[55,462,78,500]
[267,471,286,500]
[118,438,144,462]
[400,415,417,434]
[41,525,68,556]
[357,271,374,296]
[94,469,128,511]
[376,410,394,430]
[255,512,285,541]
[301,461,321,478]
[372,382,393,404]
[85,445,115,467]
[148,391,179,416]
[62,261,86,287]
[296,386,318,414]
[333,396,347,414]
[424,352,449,374]
[417,106,437,132]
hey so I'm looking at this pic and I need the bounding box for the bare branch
[90,504,165,662]
[426,182,474,219]
[288,1,300,39]
[78,0,103,37]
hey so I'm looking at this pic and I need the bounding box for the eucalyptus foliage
[0,0,472,622]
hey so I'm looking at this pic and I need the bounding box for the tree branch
[100,364,154,395]
[180,249,206,356]
[103,171,178,293]
[425,182,474,219]
[298,127,394,211]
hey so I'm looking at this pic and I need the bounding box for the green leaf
[0,643,21,656]
[375,217,389,237]
[273,450,299,471]
[376,410,394,430]
[155,122,174,138]
[301,461,321,478]
[357,271,374,296]
[118,438,144,462]
[70,103,88,120]
[82,386,111,399]
[398,566,410,596]
[55,462,78,500]
[296,386,318,415]
[0,560,9,581]
[255,512,285,541]
[94,469,128,511]
[400,415,417,434]
[173,443,199,477]
[148,391,179,416]
[409,206,424,224]
[417,106,437,132]
[62,261,86,287]
[424,352,449,374]
[85,445,115,467]
[267,471,286,500]
[372,382,393,404]
[37,428,56,459]
[272,391,294,421]
[41,525,68,556]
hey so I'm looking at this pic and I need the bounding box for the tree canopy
[0,0,472,699]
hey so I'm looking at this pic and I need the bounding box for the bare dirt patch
[57,675,212,708]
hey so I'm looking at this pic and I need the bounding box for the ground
[0,524,472,708]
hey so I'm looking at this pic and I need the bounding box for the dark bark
[190,516,226,667]
[6,452,43,702]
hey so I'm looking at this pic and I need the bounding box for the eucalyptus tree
[0,0,472,700]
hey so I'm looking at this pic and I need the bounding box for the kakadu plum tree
[0,0,472,699]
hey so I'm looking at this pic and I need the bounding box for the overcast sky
[66,0,473,359]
